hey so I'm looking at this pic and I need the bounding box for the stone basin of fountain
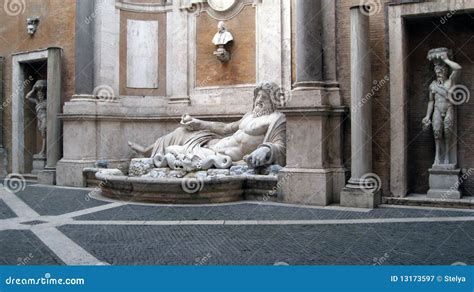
[95,159,280,204]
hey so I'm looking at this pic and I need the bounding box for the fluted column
[340,6,380,208]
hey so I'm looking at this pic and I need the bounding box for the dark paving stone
[0,199,16,219]
[74,202,474,221]
[14,185,110,216]
[0,230,63,265]
[59,221,474,265]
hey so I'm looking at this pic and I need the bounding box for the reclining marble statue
[128,82,286,174]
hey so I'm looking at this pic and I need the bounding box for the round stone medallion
[207,0,236,12]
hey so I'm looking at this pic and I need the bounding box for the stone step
[383,194,474,210]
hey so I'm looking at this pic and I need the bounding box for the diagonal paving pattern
[1,184,473,265]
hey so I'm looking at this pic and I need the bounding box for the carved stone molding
[181,0,259,20]
[115,0,172,13]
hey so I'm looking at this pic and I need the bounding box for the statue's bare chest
[240,115,271,136]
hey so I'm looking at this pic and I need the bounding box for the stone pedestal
[32,155,46,175]
[340,180,381,209]
[38,168,57,185]
[278,102,347,206]
[427,167,461,199]
[279,168,337,206]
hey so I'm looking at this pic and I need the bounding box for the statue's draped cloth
[150,112,286,166]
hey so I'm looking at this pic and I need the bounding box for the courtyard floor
[1,183,473,266]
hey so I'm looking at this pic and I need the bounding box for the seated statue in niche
[128,82,286,172]
[25,80,47,158]
[422,48,462,167]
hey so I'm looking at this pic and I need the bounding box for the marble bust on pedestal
[212,21,233,62]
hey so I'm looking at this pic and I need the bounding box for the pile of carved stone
[128,158,282,179]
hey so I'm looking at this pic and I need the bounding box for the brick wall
[0,0,76,173]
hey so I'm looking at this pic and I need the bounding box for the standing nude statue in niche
[25,80,47,158]
[422,48,462,167]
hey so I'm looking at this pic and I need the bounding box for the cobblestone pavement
[1,184,473,265]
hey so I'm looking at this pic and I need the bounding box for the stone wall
[0,0,76,173]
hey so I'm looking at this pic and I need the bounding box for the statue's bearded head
[434,63,448,81]
[253,82,279,117]
[218,21,226,33]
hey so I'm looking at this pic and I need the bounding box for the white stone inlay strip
[0,187,39,219]
[56,202,125,219]
[67,216,474,226]
[32,226,107,266]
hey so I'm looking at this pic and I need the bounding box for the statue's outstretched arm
[200,119,241,136]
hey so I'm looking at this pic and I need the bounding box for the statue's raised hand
[181,115,203,131]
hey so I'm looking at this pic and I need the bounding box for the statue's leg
[444,107,455,164]
[38,120,46,156]
[432,109,442,165]
[151,127,195,158]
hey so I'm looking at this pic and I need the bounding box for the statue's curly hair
[253,82,281,111]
